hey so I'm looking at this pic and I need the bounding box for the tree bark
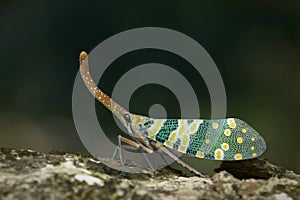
[0,147,299,200]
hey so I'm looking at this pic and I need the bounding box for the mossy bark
[0,147,299,200]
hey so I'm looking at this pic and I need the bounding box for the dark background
[0,1,299,174]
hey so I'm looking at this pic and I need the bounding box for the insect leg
[118,135,124,164]
[159,153,169,166]
[140,148,156,173]
[154,143,207,177]
[112,135,125,165]
[112,135,156,172]
[119,135,153,153]
[112,146,118,160]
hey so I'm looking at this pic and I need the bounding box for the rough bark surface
[0,147,299,200]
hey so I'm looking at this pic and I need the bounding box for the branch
[0,147,299,200]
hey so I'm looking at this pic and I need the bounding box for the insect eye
[123,114,131,123]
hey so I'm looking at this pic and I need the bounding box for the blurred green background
[0,1,299,174]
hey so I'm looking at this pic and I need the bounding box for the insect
[79,51,267,176]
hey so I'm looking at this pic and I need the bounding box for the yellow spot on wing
[168,132,177,142]
[178,145,187,153]
[252,153,257,157]
[182,135,189,146]
[250,146,255,150]
[251,137,255,142]
[196,151,204,158]
[237,137,243,144]
[221,143,229,151]
[227,118,236,129]
[234,153,243,160]
[242,128,247,133]
[227,118,234,123]
[164,141,172,148]
[150,120,165,134]
[190,123,197,133]
[178,125,185,135]
[189,120,203,133]
[229,122,236,129]
[205,139,210,144]
[212,122,219,129]
[214,149,224,160]
[224,129,231,136]
[179,120,185,126]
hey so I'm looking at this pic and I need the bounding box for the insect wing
[142,118,266,161]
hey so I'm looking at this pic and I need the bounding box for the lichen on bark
[0,147,299,200]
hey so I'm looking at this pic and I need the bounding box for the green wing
[141,118,266,161]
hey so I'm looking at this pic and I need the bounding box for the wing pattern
[142,118,266,161]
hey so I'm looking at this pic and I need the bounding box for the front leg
[112,135,156,172]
